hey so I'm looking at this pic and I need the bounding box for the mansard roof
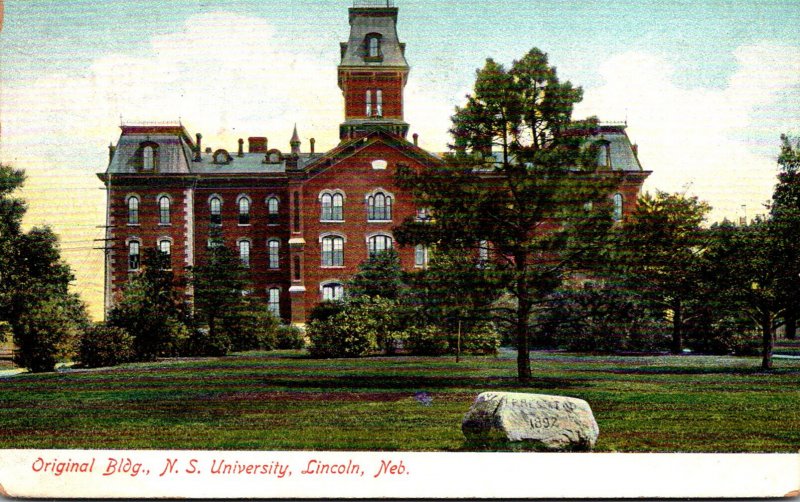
[589,124,644,172]
[339,7,408,69]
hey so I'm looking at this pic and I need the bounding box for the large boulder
[462,392,599,451]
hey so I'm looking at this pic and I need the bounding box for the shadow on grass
[607,367,800,376]
[253,374,578,392]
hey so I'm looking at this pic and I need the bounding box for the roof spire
[290,123,301,154]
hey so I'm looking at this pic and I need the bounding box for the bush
[13,296,85,373]
[534,286,670,353]
[457,323,501,355]
[308,300,346,323]
[276,325,306,350]
[404,325,449,356]
[685,314,760,356]
[225,301,280,352]
[188,327,231,357]
[79,324,135,368]
[307,313,377,358]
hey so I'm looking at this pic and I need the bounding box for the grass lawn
[0,349,798,452]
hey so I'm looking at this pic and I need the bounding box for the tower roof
[339,2,408,69]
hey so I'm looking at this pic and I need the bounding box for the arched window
[239,240,251,268]
[368,234,392,258]
[238,197,251,225]
[415,245,430,268]
[127,196,140,225]
[376,89,383,117]
[210,196,222,225]
[613,194,624,222]
[143,146,155,171]
[268,288,281,317]
[128,241,140,270]
[365,90,372,117]
[268,239,280,269]
[321,192,344,221]
[322,282,344,302]
[158,196,170,225]
[267,197,280,225]
[321,235,344,267]
[367,191,392,221]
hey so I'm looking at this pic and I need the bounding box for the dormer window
[213,149,232,165]
[597,140,612,169]
[365,33,383,61]
[140,142,158,171]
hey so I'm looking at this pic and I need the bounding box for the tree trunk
[785,313,796,340]
[670,301,683,355]
[761,314,773,371]
[515,255,532,382]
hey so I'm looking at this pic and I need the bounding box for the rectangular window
[322,237,344,267]
[415,245,429,268]
[376,89,383,117]
[128,241,140,270]
[239,241,251,268]
[365,90,372,117]
[268,240,280,269]
[268,288,280,318]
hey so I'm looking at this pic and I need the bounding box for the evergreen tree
[188,237,251,355]
[107,249,190,360]
[613,191,711,353]
[347,249,404,299]
[396,48,619,381]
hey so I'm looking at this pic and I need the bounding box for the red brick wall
[341,71,405,120]
[108,185,191,299]
[192,184,292,321]
[299,141,424,315]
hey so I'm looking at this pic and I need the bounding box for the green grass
[1,349,799,452]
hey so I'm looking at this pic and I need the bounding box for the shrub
[404,325,449,356]
[276,324,306,350]
[188,327,231,357]
[308,300,346,323]
[457,323,501,355]
[13,296,85,373]
[225,301,280,352]
[79,324,135,368]
[307,313,377,358]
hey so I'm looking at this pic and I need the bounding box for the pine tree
[396,48,619,381]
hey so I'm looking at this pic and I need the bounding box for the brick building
[99,1,650,325]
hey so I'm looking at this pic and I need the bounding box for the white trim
[319,232,347,243]
[371,159,388,170]
[288,286,306,293]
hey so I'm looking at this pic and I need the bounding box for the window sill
[127,223,140,227]
[321,266,346,270]
[367,220,392,224]
[320,220,345,224]
[238,224,252,227]
[158,223,172,227]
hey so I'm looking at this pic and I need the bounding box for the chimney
[631,143,639,157]
[194,133,203,161]
[108,143,116,164]
[248,137,268,154]
[412,133,419,147]
[238,138,244,157]
[310,138,316,154]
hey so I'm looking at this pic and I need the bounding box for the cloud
[574,43,800,223]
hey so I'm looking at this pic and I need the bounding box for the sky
[1,0,799,319]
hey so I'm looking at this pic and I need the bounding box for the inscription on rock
[462,392,599,451]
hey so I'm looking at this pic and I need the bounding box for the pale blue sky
[1,0,799,317]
